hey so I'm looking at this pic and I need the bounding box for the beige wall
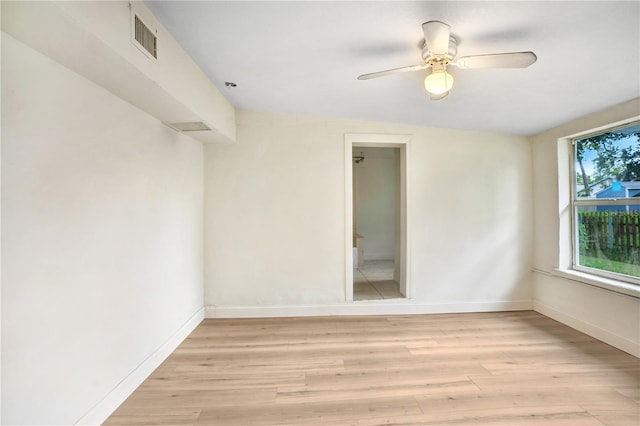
[204,110,533,312]
[531,98,640,356]
[2,34,204,424]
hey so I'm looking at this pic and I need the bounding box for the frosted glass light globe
[424,69,454,95]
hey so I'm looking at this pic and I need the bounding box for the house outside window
[572,122,640,284]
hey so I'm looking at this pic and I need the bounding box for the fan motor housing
[422,35,457,62]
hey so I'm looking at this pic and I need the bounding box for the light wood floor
[105,311,639,425]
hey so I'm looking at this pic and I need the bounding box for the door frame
[344,133,412,302]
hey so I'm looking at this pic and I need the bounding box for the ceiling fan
[357,21,537,100]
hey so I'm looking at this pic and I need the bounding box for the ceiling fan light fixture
[357,21,536,99]
[424,63,454,95]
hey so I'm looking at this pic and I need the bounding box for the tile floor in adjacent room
[354,259,404,301]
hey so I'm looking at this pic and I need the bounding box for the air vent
[130,9,157,60]
[165,122,211,132]
[134,15,157,58]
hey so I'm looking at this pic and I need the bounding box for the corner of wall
[531,98,640,357]
[1,0,237,144]
[75,308,204,425]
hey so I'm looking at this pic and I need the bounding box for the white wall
[2,34,204,425]
[204,110,533,313]
[531,98,640,356]
[354,147,398,261]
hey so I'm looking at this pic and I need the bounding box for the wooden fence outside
[578,211,640,262]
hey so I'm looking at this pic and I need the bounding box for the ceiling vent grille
[165,122,211,132]
[132,13,157,59]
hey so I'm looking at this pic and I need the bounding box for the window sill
[551,268,640,299]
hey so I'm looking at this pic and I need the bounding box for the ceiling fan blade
[455,52,537,69]
[422,21,451,55]
[357,64,429,80]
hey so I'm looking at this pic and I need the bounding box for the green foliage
[576,130,640,187]
[576,172,591,187]
[577,211,639,278]
[619,141,640,181]
[580,255,640,277]
[578,221,590,250]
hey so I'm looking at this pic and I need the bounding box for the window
[572,122,640,284]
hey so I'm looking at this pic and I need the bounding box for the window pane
[576,206,640,278]
[574,123,640,199]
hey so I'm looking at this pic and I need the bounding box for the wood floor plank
[616,386,640,402]
[109,388,277,410]
[590,410,640,426]
[195,396,421,426]
[469,369,639,390]
[105,311,639,426]
[104,408,201,426]
[357,407,604,425]
[415,387,635,412]
[276,375,479,405]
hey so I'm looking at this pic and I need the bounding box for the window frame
[569,121,640,286]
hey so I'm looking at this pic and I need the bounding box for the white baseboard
[534,301,640,357]
[75,307,205,425]
[363,253,394,261]
[205,300,532,319]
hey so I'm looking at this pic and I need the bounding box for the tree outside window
[573,122,640,281]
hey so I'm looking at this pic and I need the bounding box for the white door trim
[344,133,412,302]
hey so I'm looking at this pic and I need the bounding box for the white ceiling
[146,1,640,136]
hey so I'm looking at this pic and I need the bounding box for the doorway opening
[344,134,411,302]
